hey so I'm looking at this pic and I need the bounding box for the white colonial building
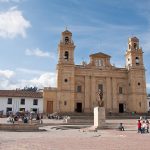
[0,90,43,115]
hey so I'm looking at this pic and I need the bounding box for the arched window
[119,87,123,94]
[135,57,139,65]
[99,59,103,66]
[65,37,69,44]
[64,101,67,106]
[95,60,99,66]
[95,59,103,67]
[134,43,138,50]
[139,102,141,107]
[134,43,137,49]
[64,51,69,60]
[77,85,82,92]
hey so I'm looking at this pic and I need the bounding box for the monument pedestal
[94,107,105,128]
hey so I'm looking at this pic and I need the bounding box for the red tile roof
[0,90,43,98]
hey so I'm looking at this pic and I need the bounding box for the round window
[64,79,68,82]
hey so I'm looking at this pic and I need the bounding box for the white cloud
[0,8,31,38]
[0,72,57,90]
[16,69,57,88]
[22,72,56,88]
[25,48,56,58]
[0,70,15,78]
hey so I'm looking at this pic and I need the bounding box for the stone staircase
[107,113,150,119]
[58,112,150,126]
[59,112,94,125]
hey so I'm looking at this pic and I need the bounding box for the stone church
[43,29,147,114]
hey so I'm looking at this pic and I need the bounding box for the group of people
[7,113,43,124]
[7,116,15,124]
[138,118,149,133]
[118,117,149,133]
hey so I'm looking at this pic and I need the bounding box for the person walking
[137,120,142,133]
[141,121,147,133]
[146,119,149,133]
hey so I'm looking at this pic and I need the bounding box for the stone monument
[94,89,106,128]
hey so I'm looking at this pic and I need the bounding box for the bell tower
[125,37,147,113]
[58,29,75,65]
[125,37,144,68]
[56,29,75,112]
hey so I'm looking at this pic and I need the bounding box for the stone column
[56,91,61,112]
[84,76,90,112]
[106,77,112,110]
[91,76,96,110]
[70,91,75,112]
[112,78,117,112]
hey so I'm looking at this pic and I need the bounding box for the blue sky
[0,0,150,93]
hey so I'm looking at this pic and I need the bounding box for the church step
[58,112,94,116]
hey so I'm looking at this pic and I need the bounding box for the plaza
[0,118,150,150]
[0,1,150,150]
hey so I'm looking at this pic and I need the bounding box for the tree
[22,86,38,92]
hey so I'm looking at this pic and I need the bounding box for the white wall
[0,97,43,115]
[147,97,150,112]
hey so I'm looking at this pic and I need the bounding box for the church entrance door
[119,103,124,113]
[47,101,53,114]
[76,103,82,112]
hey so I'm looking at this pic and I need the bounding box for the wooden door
[47,101,53,114]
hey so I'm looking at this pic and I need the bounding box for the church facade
[43,29,147,114]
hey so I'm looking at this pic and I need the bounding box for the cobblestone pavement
[0,119,150,150]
